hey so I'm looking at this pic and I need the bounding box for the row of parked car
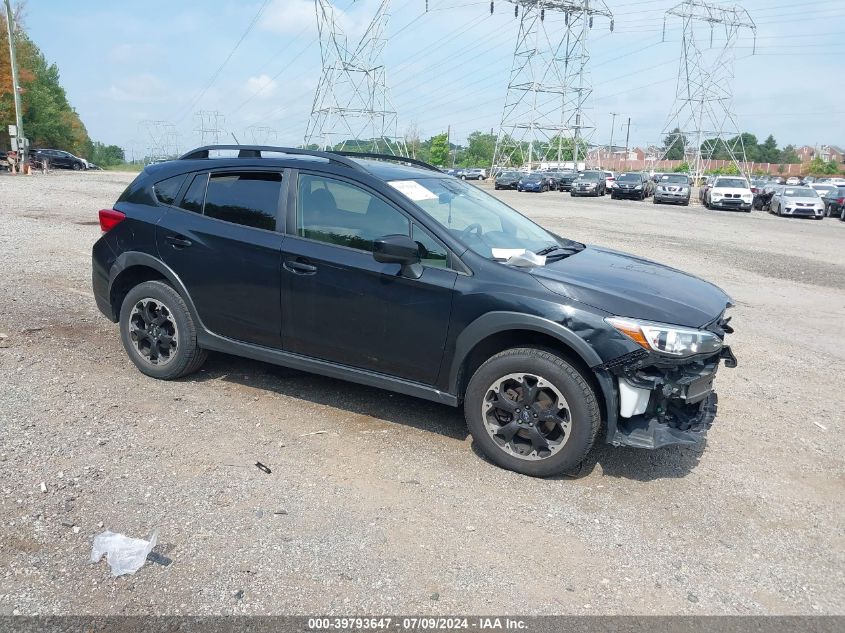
[493,169,695,205]
[697,174,845,219]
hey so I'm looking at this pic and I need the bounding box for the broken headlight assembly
[605,317,723,358]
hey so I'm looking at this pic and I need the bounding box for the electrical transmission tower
[139,120,179,162]
[194,110,227,146]
[304,0,406,155]
[660,1,756,177]
[491,1,613,170]
[245,125,278,145]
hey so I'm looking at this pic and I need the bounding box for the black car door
[156,168,288,348]
[280,171,458,385]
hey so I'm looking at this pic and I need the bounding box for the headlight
[606,317,723,357]
[635,185,642,190]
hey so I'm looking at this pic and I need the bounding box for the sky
[24,0,845,157]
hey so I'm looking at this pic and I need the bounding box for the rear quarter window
[153,175,186,206]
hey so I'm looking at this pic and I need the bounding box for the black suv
[92,146,737,478]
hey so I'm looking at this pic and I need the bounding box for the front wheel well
[457,330,604,413]
[110,265,168,318]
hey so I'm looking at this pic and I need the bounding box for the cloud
[261,0,316,35]
[105,73,168,103]
[244,74,279,99]
[260,0,378,41]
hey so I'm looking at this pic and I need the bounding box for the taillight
[838,198,845,204]
[98,209,125,232]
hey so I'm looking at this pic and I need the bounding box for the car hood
[783,196,823,204]
[531,246,731,328]
[711,187,751,194]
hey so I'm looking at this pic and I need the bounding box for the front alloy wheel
[465,348,600,477]
[481,373,571,460]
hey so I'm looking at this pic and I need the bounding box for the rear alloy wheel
[119,280,207,380]
[465,348,600,477]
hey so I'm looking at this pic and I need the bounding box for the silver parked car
[653,173,691,206]
[769,187,825,220]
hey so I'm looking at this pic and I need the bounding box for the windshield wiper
[535,243,584,257]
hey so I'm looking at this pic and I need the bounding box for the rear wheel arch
[108,253,201,328]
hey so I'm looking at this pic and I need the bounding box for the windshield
[499,171,519,178]
[661,174,689,184]
[714,178,748,188]
[388,177,577,259]
[523,173,543,181]
[578,171,602,181]
[783,188,818,198]
[617,173,642,183]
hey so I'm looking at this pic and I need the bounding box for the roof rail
[331,151,442,173]
[178,145,367,172]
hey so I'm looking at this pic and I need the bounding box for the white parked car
[809,183,837,199]
[603,171,616,190]
[769,187,824,220]
[705,176,753,212]
[785,176,801,186]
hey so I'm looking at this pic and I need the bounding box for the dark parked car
[610,172,652,200]
[32,148,87,170]
[517,172,551,192]
[653,173,691,206]
[494,170,522,190]
[555,170,579,192]
[92,145,737,478]
[821,187,845,218]
[570,170,606,196]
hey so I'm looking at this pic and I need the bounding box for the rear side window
[204,172,282,231]
[153,175,186,206]
[180,174,208,214]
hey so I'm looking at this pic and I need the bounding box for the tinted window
[298,174,409,251]
[204,172,281,231]
[180,173,207,214]
[413,224,448,269]
[153,175,186,206]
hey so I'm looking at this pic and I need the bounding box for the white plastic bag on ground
[90,529,158,576]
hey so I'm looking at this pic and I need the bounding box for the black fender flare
[108,252,204,328]
[447,311,618,441]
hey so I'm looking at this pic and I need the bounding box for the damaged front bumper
[602,344,737,450]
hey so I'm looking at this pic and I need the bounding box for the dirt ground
[0,170,843,616]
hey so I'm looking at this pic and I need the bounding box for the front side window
[204,172,282,231]
[297,174,410,251]
[412,224,449,269]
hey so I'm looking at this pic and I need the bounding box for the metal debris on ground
[254,461,272,474]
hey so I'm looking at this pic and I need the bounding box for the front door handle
[165,235,192,248]
[283,258,317,274]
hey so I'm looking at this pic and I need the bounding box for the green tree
[428,133,449,166]
[780,145,800,164]
[758,135,779,163]
[459,131,496,167]
[662,128,687,160]
[672,162,691,173]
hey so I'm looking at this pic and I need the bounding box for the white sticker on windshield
[491,248,527,260]
[388,180,438,201]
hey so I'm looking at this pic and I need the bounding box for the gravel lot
[1,170,843,616]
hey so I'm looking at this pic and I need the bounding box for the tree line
[663,128,840,172]
[1,10,124,166]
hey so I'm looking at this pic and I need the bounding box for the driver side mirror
[373,234,423,279]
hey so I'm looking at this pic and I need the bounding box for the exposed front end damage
[601,316,737,449]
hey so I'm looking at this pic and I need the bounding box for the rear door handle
[165,235,192,248]
[283,258,317,274]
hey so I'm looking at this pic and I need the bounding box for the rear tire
[464,348,601,478]
[119,280,207,380]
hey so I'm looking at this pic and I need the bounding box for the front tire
[119,280,207,380]
[464,348,601,478]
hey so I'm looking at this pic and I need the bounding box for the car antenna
[231,132,241,145]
